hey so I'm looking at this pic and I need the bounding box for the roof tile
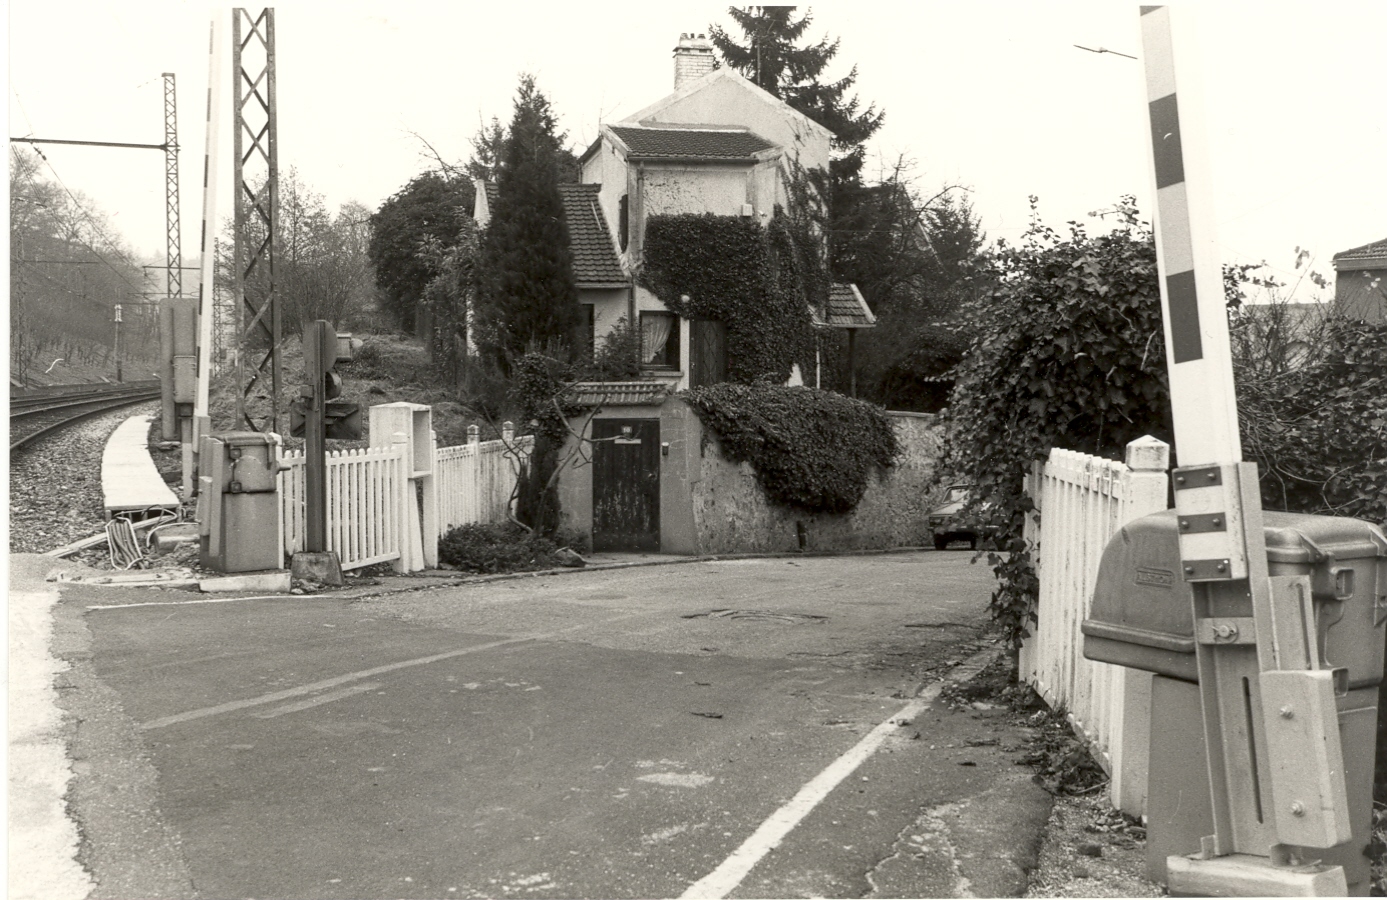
[609,125,776,161]
[559,184,627,286]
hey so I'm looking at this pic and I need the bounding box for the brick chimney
[673,33,715,89]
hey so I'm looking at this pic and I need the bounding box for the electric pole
[231,7,282,435]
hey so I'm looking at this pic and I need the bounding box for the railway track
[9,380,162,453]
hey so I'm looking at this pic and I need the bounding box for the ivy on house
[684,383,899,514]
[639,212,821,384]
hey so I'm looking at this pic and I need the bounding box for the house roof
[558,183,627,286]
[606,125,777,162]
[1333,236,1387,270]
[476,180,627,288]
[812,283,877,329]
[562,381,669,407]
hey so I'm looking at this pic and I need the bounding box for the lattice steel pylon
[162,73,182,302]
[231,8,281,433]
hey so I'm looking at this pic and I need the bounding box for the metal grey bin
[1081,509,1387,893]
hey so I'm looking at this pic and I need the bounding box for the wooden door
[591,419,660,552]
[690,319,728,388]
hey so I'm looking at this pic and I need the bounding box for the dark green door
[592,419,660,552]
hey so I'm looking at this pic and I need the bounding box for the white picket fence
[277,426,530,573]
[437,425,533,533]
[1018,435,1169,816]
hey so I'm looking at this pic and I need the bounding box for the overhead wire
[10,148,151,297]
[14,146,152,294]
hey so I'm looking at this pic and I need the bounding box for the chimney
[673,32,715,89]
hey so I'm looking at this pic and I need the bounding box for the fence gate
[591,418,660,552]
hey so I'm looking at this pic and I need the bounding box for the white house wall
[642,165,753,219]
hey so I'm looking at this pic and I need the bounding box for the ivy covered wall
[639,212,823,385]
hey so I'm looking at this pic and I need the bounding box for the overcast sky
[8,2,1385,301]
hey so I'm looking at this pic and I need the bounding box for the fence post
[391,430,423,573]
[421,430,438,568]
[1110,434,1170,818]
[502,420,514,445]
[468,424,479,445]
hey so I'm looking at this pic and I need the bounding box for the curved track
[10,380,162,453]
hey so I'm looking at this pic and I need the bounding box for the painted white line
[252,682,383,718]
[680,647,998,900]
[139,637,530,731]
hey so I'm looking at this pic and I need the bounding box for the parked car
[929,484,983,550]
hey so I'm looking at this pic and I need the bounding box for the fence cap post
[1125,435,1171,472]
[502,421,514,443]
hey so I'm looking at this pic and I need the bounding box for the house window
[640,311,680,369]
[618,195,630,251]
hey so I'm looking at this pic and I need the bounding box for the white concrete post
[502,421,514,445]
[1111,435,1171,818]
[468,424,480,445]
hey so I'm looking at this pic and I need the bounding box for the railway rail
[9,380,162,453]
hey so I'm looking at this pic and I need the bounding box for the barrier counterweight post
[1138,7,1351,896]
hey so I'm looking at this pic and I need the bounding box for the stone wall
[689,410,946,554]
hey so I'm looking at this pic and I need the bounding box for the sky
[7,1,1386,302]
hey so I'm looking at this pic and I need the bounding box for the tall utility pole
[162,74,181,303]
[231,7,282,434]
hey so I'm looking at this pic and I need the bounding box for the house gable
[1333,235,1387,324]
[620,67,832,175]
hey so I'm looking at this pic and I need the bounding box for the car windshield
[947,486,970,503]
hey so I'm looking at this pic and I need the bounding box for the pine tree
[474,74,581,373]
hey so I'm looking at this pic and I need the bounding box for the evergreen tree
[474,74,581,373]
[709,7,883,153]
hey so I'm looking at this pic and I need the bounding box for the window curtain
[641,313,673,364]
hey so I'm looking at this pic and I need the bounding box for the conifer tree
[474,74,581,374]
[709,7,883,154]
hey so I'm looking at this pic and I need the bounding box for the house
[472,180,629,357]
[490,34,888,553]
[1333,236,1387,324]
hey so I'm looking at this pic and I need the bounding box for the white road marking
[134,612,649,732]
[251,682,383,718]
[680,647,998,900]
[139,637,531,730]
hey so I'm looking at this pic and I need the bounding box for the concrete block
[199,571,292,593]
[291,552,345,587]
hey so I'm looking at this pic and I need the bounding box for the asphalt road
[46,552,1052,899]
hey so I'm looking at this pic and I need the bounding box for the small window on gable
[639,311,680,370]
[618,194,630,251]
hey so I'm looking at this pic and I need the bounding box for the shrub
[937,198,1170,649]
[437,521,562,574]
[683,382,898,514]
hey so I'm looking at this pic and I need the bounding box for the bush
[683,382,898,514]
[437,522,561,574]
[937,198,1170,649]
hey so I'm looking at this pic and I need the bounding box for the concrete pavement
[11,550,1054,899]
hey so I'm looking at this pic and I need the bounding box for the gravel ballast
[9,404,161,556]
